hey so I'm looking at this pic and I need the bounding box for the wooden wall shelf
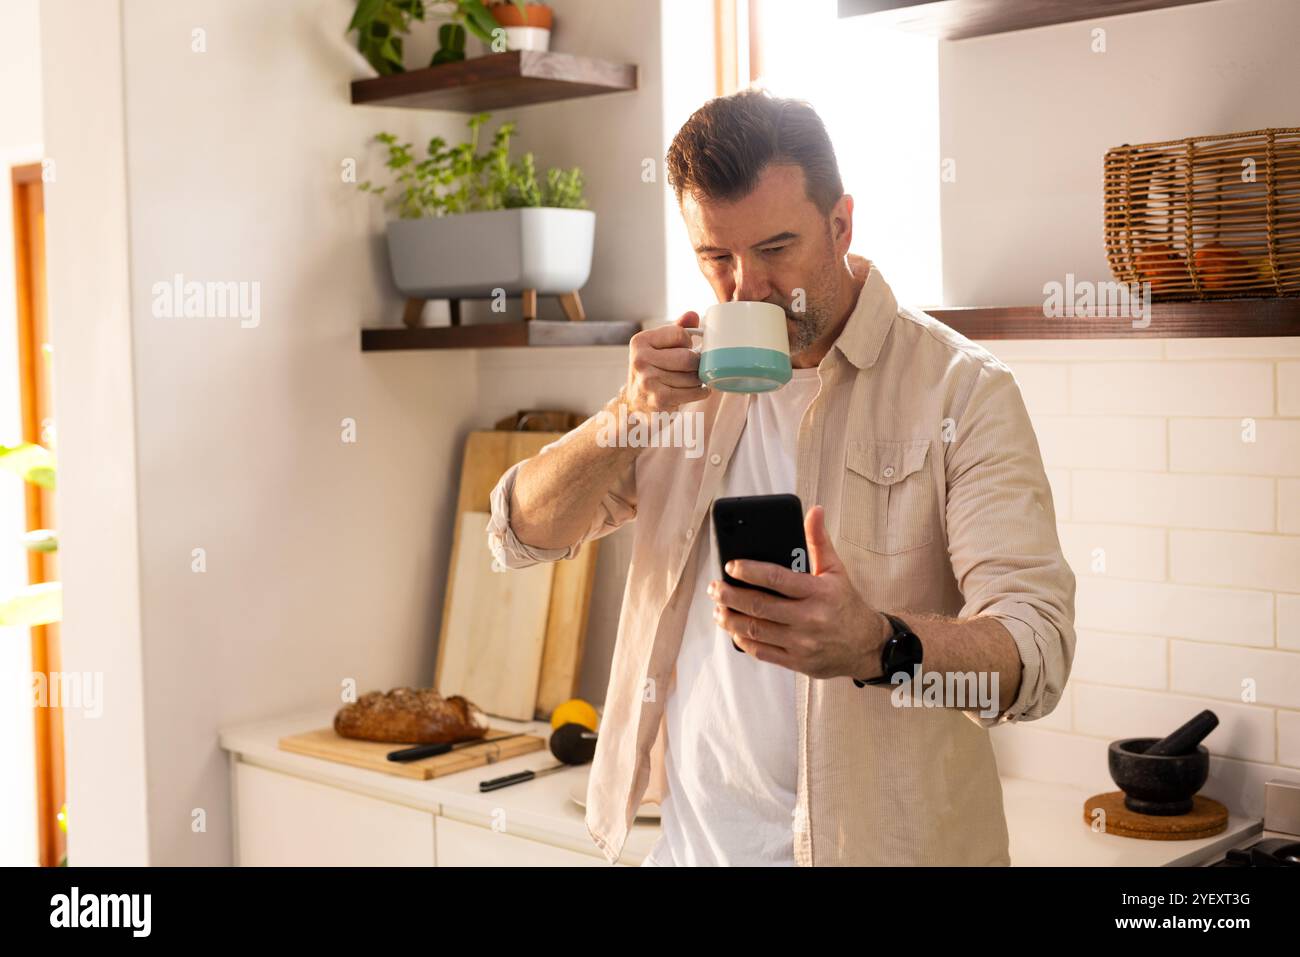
[361,319,640,351]
[836,0,1221,40]
[362,300,1300,350]
[350,51,637,112]
[923,298,1300,339]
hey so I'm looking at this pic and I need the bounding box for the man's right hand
[622,311,707,416]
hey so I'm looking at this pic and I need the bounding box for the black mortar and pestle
[1108,710,1218,816]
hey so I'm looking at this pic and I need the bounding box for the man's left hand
[709,505,887,680]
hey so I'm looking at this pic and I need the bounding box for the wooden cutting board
[278,726,546,780]
[439,510,555,720]
[434,430,600,721]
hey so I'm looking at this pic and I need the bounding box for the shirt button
[709,453,722,466]
[685,528,694,540]
[882,465,895,478]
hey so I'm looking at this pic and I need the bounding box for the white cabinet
[221,711,655,866]
[235,762,435,866]
[435,816,620,867]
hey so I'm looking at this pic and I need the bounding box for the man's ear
[830,193,854,256]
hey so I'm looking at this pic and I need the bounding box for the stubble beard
[784,242,840,358]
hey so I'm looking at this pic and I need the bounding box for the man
[486,88,1075,866]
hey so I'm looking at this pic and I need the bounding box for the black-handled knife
[479,763,567,792]
[387,732,526,762]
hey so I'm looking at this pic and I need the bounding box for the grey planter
[385,207,595,300]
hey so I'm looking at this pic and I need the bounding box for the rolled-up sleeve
[486,416,638,571]
[944,359,1076,729]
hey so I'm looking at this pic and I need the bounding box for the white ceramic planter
[503,26,550,51]
[465,27,551,56]
[385,207,595,299]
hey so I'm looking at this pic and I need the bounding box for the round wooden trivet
[1082,791,1228,840]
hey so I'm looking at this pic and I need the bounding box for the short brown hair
[665,88,844,216]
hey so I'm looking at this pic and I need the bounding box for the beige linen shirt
[486,255,1076,866]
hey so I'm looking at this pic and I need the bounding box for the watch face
[884,633,923,680]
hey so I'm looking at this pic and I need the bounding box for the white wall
[117,0,489,865]
[935,0,1300,816]
[940,0,1300,307]
[40,0,151,866]
[40,0,692,864]
[0,0,44,868]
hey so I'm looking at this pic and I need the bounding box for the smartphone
[711,494,810,600]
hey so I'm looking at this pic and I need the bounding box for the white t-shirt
[642,365,822,866]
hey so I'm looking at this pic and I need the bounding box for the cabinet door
[435,816,627,866]
[235,762,434,866]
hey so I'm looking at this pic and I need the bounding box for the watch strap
[853,612,919,688]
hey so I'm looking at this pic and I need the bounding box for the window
[718,0,942,305]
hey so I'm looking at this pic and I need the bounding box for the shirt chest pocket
[840,439,936,554]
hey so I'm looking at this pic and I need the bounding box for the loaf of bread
[333,687,488,744]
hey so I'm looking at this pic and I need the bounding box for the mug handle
[685,326,704,353]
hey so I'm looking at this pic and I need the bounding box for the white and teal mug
[688,301,792,393]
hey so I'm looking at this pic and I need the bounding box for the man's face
[681,163,852,360]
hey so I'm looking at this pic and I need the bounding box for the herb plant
[358,112,587,218]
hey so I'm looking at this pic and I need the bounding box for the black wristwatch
[853,612,923,687]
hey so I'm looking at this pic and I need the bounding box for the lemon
[551,698,598,732]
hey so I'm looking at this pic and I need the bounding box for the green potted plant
[430,1,552,61]
[428,0,503,64]
[358,112,593,301]
[346,0,429,76]
[348,1,552,72]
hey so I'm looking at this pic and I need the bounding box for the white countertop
[219,708,1261,866]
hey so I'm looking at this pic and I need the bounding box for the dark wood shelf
[836,0,1220,40]
[351,50,637,112]
[923,298,1300,339]
[363,302,1300,348]
[361,319,640,351]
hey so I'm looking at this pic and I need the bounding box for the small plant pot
[486,4,552,52]
[501,25,550,51]
[488,2,554,29]
[385,207,594,300]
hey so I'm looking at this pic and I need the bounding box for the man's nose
[731,259,770,302]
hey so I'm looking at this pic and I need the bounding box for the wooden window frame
[714,0,764,96]
[11,161,64,868]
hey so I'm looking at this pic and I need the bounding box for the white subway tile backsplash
[1075,577,1273,646]
[978,349,1299,801]
[1279,711,1300,769]
[1070,629,1167,689]
[1280,594,1300,651]
[1072,683,1275,764]
[1057,524,1166,581]
[1169,418,1300,476]
[1170,530,1300,593]
[1280,480,1300,534]
[1203,755,1300,820]
[1170,641,1300,710]
[1073,471,1274,531]
[1164,337,1300,359]
[1070,362,1273,416]
[1033,416,1166,471]
[1045,468,1070,520]
[988,725,1111,793]
[1009,363,1069,415]
[977,339,1165,362]
[1279,362,1300,416]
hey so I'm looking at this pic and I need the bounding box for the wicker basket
[1104,127,1300,299]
